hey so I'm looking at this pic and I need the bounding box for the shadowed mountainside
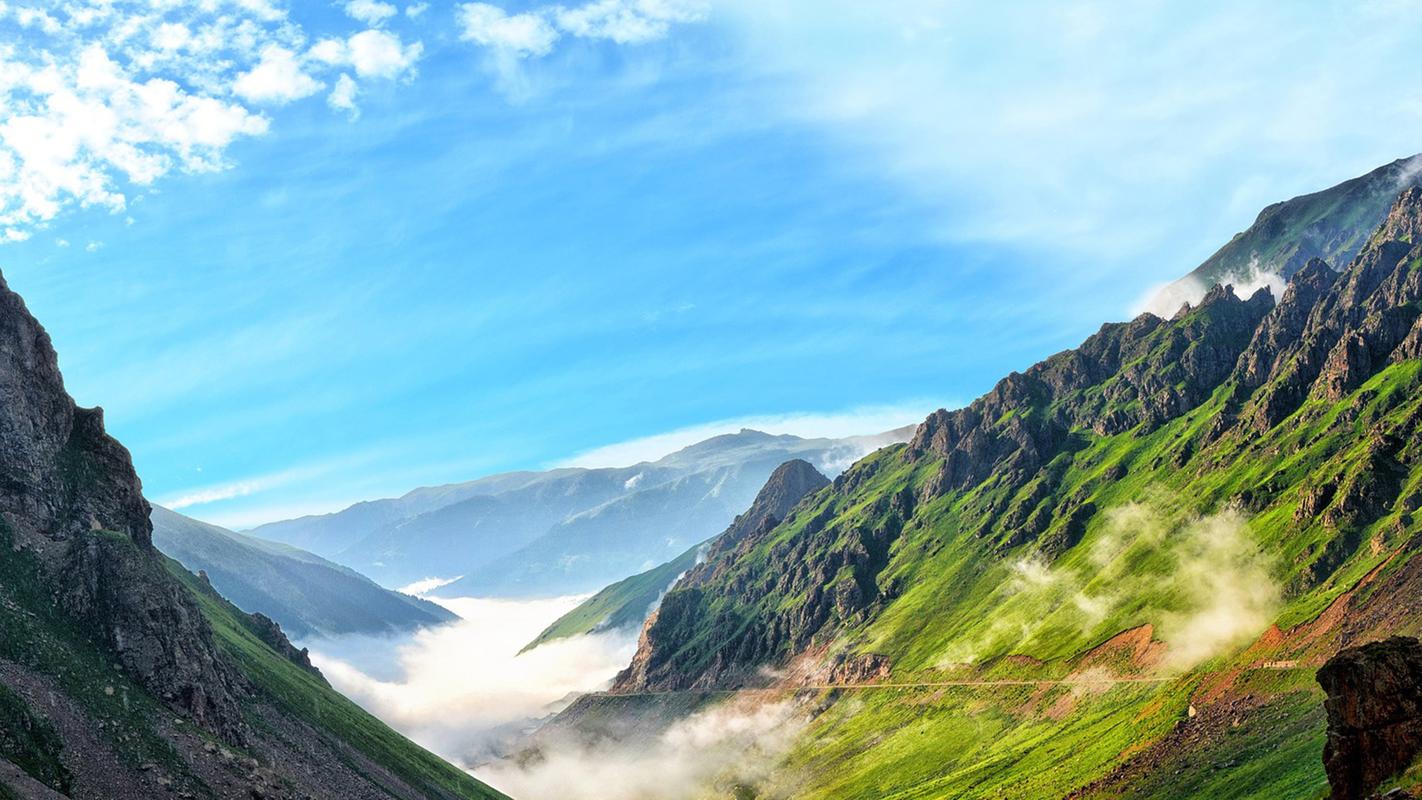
[152,506,456,640]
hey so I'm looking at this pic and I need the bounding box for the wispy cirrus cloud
[0,0,423,242]
[454,0,707,58]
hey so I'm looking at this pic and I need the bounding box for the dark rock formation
[690,458,829,577]
[245,613,322,677]
[1318,637,1422,800]
[0,275,259,743]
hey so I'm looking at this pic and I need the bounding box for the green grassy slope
[524,544,700,651]
[165,559,508,800]
[745,358,1422,799]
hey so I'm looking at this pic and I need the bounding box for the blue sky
[1,1,1420,528]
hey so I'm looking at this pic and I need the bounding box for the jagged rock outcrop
[908,283,1273,498]
[0,275,251,741]
[1318,637,1422,800]
[0,274,506,800]
[689,458,830,579]
[615,459,829,690]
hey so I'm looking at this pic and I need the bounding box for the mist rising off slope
[482,700,809,800]
[302,595,637,766]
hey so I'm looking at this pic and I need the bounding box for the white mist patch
[481,700,807,800]
[1159,509,1279,669]
[938,501,1279,671]
[1134,265,1285,319]
[303,595,637,766]
[397,575,463,595]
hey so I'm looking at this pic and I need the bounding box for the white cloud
[0,38,268,240]
[348,29,423,78]
[558,402,932,468]
[398,575,463,595]
[1134,263,1286,319]
[311,29,423,79]
[405,2,429,18]
[554,0,706,44]
[344,0,398,26]
[455,0,707,59]
[703,0,1422,280]
[161,476,275,510]
[0,1,425,241]
[482,699,807,800]
[328,73,360,116]
[456,3,560,58]
[234,45,324,104]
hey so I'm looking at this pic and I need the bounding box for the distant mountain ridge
[151,506,456,640]
[251,424,913,595]
[525,458,830,650]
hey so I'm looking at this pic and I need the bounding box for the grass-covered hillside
[601,187,1422,798]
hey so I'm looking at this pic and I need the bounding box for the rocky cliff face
[0,276,249,742]
[0,275,506,799]
[615,185,1422,695]
[615,458,829,690]
[1318,637,1422,800]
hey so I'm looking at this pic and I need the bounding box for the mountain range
[531,158,1422,800]
[249,427,912,596]
[151,506,456,640]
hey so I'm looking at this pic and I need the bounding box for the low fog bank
[302,594,638,765]
[482,700,808,800]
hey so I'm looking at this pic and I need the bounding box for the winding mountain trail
[597,663,1313,699]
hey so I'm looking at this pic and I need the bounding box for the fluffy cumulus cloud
[344,0,398,26]
[233,45,324,104]
[455,0,706,58]
[0,1,423,242]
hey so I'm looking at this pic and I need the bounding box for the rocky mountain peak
[1369,186,1422,247]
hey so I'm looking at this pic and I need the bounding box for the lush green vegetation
[751,357,1422,799]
